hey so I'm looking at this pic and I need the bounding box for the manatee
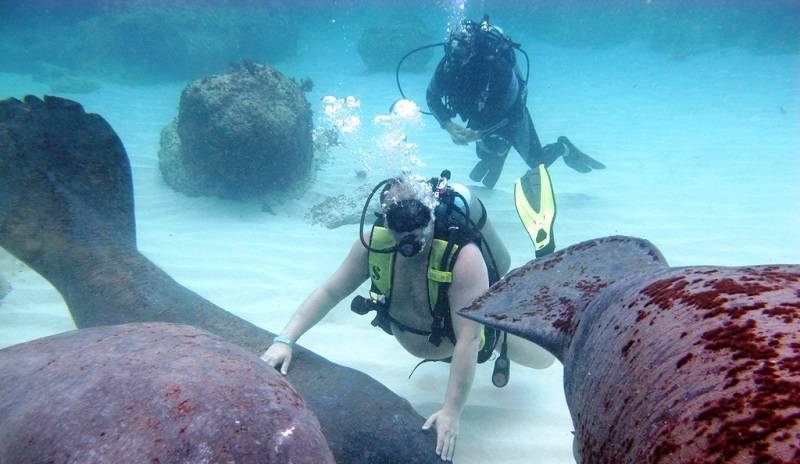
[459,236,800,463]
[0,322,334,463]
[0,95,439,463]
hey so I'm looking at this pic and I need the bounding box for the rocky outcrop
[159,62,313,200]
[306,183,380,229]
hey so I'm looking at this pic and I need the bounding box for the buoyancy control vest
[351,182,510,357]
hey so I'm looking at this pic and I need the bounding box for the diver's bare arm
[442,244,488,414]
[278,237,369,342]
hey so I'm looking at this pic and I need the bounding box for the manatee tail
[1,95,445,464]
[459,236,668,361]
[0,95,136,278]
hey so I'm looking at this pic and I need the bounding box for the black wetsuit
[426,48,563,187]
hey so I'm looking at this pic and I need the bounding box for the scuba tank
[441,178,510,283]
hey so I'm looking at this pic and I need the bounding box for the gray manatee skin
[460,236,800,464]
[0,95,440,464]
[0,323,335,464]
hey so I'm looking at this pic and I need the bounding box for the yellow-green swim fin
[514,164,556,258]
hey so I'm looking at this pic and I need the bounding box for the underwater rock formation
[357,15,435,72]
[306,183,379,229]
[159,61,313,200]
[0,4,299,84]
[0,95,441,464]
[460,236,800,463]
[0,323,334,463]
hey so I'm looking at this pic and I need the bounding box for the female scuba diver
[261,171,554,462]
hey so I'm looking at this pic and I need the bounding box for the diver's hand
[422,408,460,462]
[261,342,293,375]
[443,121,479,146]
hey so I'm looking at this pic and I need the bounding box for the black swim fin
[469,160,489,182]
[469,154,508,189]
[559,136,605,173]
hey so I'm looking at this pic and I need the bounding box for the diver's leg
[512,108,557,168]
[502,333,556,369]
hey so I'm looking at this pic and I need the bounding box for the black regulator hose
[395,42,445,116]
[359,178,397,254]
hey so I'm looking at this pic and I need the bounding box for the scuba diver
[261,172,555,462]
[424,15,605,190]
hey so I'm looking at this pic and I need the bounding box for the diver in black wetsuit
[426,16,605,189]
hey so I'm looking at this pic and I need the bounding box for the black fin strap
[408,357,453,379]
[428,229,457,346]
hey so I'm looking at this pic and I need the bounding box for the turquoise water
[1,1,799,463]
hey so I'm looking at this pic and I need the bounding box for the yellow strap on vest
[368,227,396,297]
[427,238,459,314]
[427,268,452,283]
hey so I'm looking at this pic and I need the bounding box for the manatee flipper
[0,95,441,464]
[514,164,556,258]
[461,236,800,463]
[460,236,667,359]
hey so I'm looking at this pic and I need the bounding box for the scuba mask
[385,199,432,258]
[384,199,431,233]
[358,171,472,257]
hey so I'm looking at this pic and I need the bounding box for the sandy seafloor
[1,24,799,464]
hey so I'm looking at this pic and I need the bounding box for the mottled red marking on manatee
[175,399,195,418]
[165,386,182,398]
[651,439,679,463]
[571,240,597,253]
[541,255,563,270]
[552,296,578,336]
[701,319,777,361]
[676,353,693,369]
[621,339,635,357]
[696,269,720,275]
[692,298,800,463]
[635,310,647,323]
[641,276,688,310]
[710,277,776,296]
[780,355,800,374]
[574,276,609,295]
[706,301,767,320]
[764,302,800,324]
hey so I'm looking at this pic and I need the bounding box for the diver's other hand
[443,121,479,145]
[422,408,459,462]
[261,341,293,375]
